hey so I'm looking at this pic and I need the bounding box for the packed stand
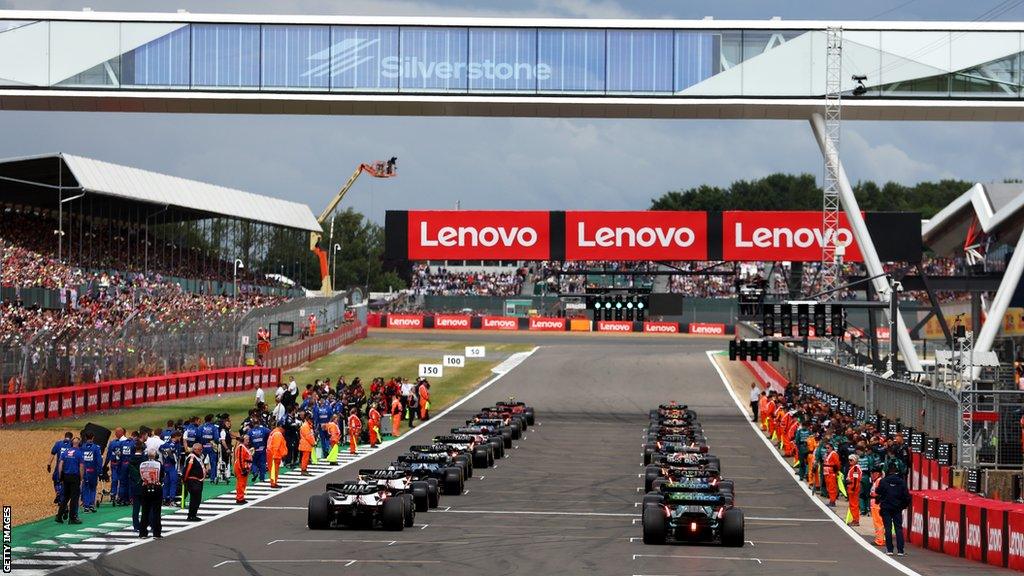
[536,260,656,293]
[410,264,526,296]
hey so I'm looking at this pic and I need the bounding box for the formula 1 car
[643,453,725,492]
[409,443,474,480]
[494,399,536,426]
[451,425,506,459]
[470,417,517,446]
[357,468,440,513]
[434,434,495,469]
[393,452,464,496]
[647,424,706,445]
[649,404,697,422]
[643,437,709,465]
[641,481,744,546]
[473,413,524,440]
[307,481,413,531]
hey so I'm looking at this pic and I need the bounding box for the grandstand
[0,153,325,390]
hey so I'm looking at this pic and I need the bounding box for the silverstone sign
[386,210,920,262]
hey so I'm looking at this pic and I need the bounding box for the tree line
[649,173,971,218]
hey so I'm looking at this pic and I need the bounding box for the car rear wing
[396,453,448,464]
[409,444,449,453]
[660,434,703,443]
[663,491,727,506]
[435,434,474,443]
[358,469,407,480]
[451,427,489,435]
[326,482,380,496]
[473,418,505,426]
[661,467,719,478]
[658,442,709,454]
[659,479,718,493]
[495,401,526,407]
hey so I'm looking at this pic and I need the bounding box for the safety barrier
[907,488,1024,569]
[0,366,280,426]
[261,322,367,371]
[365,313,733,335]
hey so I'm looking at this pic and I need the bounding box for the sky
[2,0,1024,223]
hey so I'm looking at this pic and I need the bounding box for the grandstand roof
[0,153,321,232]
[922,182,1024,256]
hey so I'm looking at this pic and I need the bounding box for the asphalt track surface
[52,334,989,576]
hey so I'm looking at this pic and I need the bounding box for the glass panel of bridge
[878,31,951,97]
[468,28,538,93]
[949,31,1021,98]
[740,29,811,96]
[191,23,260,89]
[120,23,190,89]
[330,26,399,92]
[50,21,121,88]
[399,27,469,92]
[0,20,49,86]
[673,30,742,95]
[262,24,330,90]
[606,29,672,94]
[842,30,881,97]
[537,28,606,93]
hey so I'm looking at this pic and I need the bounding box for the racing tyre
[706,456,721,473]
[524,408,535,426]
[643,448,654,466]
[642,505,667,545]
[721,508,744,547]
[489,438,504,459]
[642,493,665,507]
[444,467,463,495]
[427,481,440,508]
[510,424,522,440]
[307,494,330,530]
[455,454,473,478]
[650,478,666,493]
[402,494,416,527]
[718,480,734,494]
[382,496,405,531]
[644,467,661,493]
[473,447,490,469]
[501,428,513,449]
[411,482,430,512]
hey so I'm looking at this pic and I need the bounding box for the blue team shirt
[119,439,134,461]
[248,426,269,453]
[51,439,71,458]
[183,424,198,445]
[105,439,121,467]
[81,441,102,472]
[313,402,330,424]
[159,440,181,468]
[199,423,218,447]
[60,447,83,476]
[160,428,175,441]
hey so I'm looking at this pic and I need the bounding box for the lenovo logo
[966,523,981,549]
[482,317,518,330]
[990,528,1003,552]
[388,316,424,328]
[944,520,960,544]
[435,316,470,328]
[689,323,726,335]
[928,516,941,540]
[577,222,695,248]
[644,322,679,333]
[734,222,853,250]
[597,321,632,332]
[420,221,538,248]
[912,511,924,535]
[1010,530,1024,558]
[529,317,566,331]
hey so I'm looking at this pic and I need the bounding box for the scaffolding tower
[821,26,843,298]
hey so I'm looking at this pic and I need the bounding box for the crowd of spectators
[536,260,656,293]
[410,264,526,296]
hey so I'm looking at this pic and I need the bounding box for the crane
[311,157,397,294]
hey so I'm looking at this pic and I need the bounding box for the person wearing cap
[846,454,862,526]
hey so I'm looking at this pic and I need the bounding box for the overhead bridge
[1,11,1024,120]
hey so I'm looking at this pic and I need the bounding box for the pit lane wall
[367,313,733,335]
[0,366,279,426]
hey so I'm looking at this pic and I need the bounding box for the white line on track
[633,553,837,564]
[212,559,442,568]
[267,538,469,546]
[706,350,923,576]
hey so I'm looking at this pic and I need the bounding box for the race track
[53,335,963,576]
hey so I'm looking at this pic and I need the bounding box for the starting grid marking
[11,345,540,576]
[8,446,382,575]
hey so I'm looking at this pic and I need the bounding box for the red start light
[690,522,698,532]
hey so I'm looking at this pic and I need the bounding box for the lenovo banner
[528,317,566,331]
[723,211,863,262]
[481,316,518,331]
[434,315,472,330]
[387,314,425,329]
[565,211,707,261]
[404,210,550,260]
[596,320,633,333]
[644,321,680,334]
[689,322,726,335]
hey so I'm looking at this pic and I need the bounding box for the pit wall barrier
[0,367,280,426]
[262,322,367,371]
[366,313,733,335]
[740,358,1024,571]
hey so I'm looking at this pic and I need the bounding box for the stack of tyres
[640,403,745,547]
[307,399,536,531]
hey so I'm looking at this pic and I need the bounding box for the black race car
[393,452,464,496]
[357,468,440,512]
[434,434,495,469]
[307,481,412,531]
[451,425,506,459]
[643,453,726,493]
[641,480,744,547]
[643,437,709,465]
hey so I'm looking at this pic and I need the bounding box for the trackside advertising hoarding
[385,210,920,262]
